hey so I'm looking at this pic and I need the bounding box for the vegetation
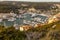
[0,26,26,40]
[0,21,60,40]
[25,21,60,40]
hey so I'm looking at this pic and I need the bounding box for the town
[0,2,60,40]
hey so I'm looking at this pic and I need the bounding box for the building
[20,25,32,31]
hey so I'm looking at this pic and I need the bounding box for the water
[0,13,48,26]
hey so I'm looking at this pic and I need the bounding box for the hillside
[0,2,59,13]
[25,21,60,40]
[0,21,60,40]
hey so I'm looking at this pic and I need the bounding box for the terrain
[0,21,60,40]
[0,2,60,40]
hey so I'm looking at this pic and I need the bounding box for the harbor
[0,11,49,27]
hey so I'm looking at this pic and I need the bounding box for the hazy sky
[0,0,60,2]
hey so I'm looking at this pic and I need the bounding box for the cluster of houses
[0,6,59,31]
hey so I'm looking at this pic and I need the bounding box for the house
[20,25,32,31]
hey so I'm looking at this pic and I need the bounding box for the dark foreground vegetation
[0,26,26,40]
[0,21,60,40]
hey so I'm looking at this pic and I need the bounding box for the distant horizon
[0,0,60,2]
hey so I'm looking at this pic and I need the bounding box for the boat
[33,17,41,22]
[10,13,17,17]
[23,20,27,24]
[13,14,17,17]
[31,14,36,17]
[8,18,16,21]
